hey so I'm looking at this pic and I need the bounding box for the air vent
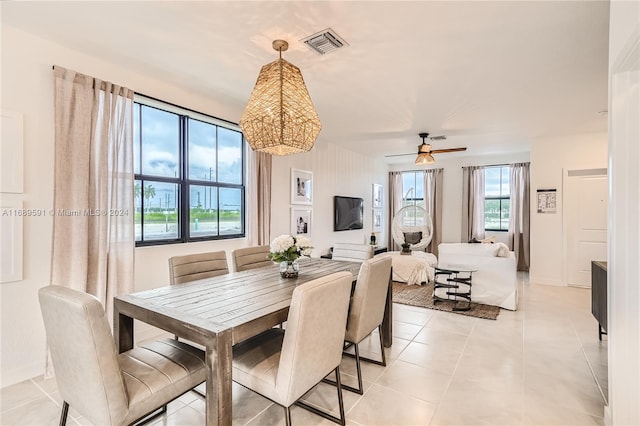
[431,135,447,141]
[301,28,348,55]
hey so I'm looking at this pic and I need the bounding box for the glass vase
[280,258,300,278]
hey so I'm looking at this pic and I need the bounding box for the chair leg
[295,367,346,425]
[59,401,69,426]
[284,406,292,426]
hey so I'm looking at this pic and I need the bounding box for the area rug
[392,281,500,320]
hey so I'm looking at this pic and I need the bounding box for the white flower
[268,234,313,262]
[270,235,294,253]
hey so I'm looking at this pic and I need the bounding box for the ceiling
[2,1,610,164]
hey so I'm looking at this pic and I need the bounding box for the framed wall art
[372,208,383,232]
[291,168,313,205]
[372,183,383,208]
[291,207,312,236]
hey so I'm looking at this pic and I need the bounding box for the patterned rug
[392,281,500,320]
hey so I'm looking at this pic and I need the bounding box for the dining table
[113,257,393,426]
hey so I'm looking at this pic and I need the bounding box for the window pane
[190,185,218,238]
[217,128,243,184]
[501,166,511,197]
[141,106,180,178]
[485,198,501,229]
[141,181,180,241]
[134,180,142,241]
[219,188,242,235]
[485,168,501,196]
[188,119,216,181]
[500,198,510,230]
[134,104,140,175]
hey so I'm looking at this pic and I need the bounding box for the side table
[433,266,477,311]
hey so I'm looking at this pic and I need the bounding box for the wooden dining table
[113,258,393,426]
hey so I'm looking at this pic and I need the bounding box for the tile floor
[1,273,608,425]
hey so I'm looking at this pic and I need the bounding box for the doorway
[564,169,608,287]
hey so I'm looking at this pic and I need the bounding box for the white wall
[0,25,249,387]
[389,151,530,244]
[607,0,640,424]
[529,132,607,286]
[270,141,388,257]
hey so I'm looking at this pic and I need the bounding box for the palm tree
[143,184,155,213]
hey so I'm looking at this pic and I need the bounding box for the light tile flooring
[1,273,608,425]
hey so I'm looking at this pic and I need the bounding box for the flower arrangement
[268,234,313,263]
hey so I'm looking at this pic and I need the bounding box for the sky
[134,104,243,210]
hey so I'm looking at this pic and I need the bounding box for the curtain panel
[247,149,272,246]
[51,66,134,323]
[423,168,443,257]
[388,172,403,251]
[461,166,486,242]
[509,162,531,271]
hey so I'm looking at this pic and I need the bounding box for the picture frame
[372,208,383,232]
[291,207,312,236]
[291,168,313,205]
[372,183,383,208]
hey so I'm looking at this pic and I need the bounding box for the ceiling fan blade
[430,147,467,154]
[384,152,415,158]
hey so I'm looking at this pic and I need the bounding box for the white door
[565,170,608,287]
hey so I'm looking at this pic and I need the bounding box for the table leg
[113,301,133,353]
[205,329,233,426]
[382,268,393,348]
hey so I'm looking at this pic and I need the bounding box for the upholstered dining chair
[168,250,229,285]
[232,245,272,272]
[232,271,353,426]
[38,285,206,426]
[327,256,393,395]
[331,243,374,262]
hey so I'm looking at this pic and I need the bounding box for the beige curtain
[51,66,134,321]
[423,168,443,257]
[509,162,530,271]
[247,149,272,245]
[388,172,403,251]
[461,166,486,242]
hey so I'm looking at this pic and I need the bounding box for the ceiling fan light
[418,143,432,154]
[239,40,321,156]
[415,153,435,165]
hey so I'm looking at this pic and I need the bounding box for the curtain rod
[461,162,530,168]
[394,168,444,173]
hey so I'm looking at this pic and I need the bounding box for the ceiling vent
[301,28,348,55]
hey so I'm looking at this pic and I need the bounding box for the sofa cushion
[403,231,423,245]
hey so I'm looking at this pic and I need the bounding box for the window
[134,96,245,245]
[401,172,424,208]
[484,166,510,231]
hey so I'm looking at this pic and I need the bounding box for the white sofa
[437,243,518,310]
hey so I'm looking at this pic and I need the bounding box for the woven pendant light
[240,40,321,156]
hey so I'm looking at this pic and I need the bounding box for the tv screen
[334,196,364,231]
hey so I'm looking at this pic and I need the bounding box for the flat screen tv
[334,196,364,231]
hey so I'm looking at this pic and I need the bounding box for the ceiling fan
[385,133,467,164]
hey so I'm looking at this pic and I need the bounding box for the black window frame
[134,94,245,247]
[484,166,510,232]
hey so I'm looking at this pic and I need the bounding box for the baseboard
[0,361,45,389]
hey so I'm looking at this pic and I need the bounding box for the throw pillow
[496,242,510,257]
[404,231,423,245]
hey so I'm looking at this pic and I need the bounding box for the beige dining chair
[232,271,353,426]
[331,243,374,262]
[168,250,229,284]
[232,245,272,272]
[38,285,206,426]
[326,256,392,394]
